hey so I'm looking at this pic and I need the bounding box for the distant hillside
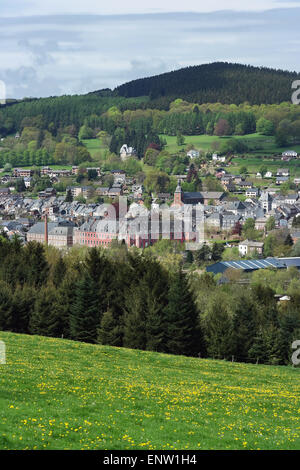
[0,331,299,450]
[115,62,300,105]
[1,62,299,135]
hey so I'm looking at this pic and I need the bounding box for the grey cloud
[0,9,299,98]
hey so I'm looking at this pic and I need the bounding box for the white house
[246,187,260,198]
[24,177,33,188]
[277,168,290,177]
[187,150,200,159]
[120,144,136,161]
[265,171,273,178]
[212,153,226,163]
[238,240,264,256]
[282,150,297,158]
[284,194,298,205]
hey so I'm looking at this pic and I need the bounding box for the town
[1,149,300,263]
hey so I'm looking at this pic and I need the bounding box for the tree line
[0,235,299,366]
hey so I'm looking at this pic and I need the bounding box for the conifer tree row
[0,236,299,365]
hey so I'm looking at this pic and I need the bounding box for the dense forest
[0,235,299,366]
[0,62,300,171]
[1,98,300,170]
[115,62,300,106]
[1,62,300,136]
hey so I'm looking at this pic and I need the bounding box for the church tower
[173,180,184,206]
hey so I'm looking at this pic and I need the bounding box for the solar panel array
[222,258,286,270]
[207,257,289,274]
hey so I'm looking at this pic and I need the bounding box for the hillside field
[230,156,300,177]
[162,133,300,157]
[81,138,107,159]
[0,332,299,450]
[80,134,300,159]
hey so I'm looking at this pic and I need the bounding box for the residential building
[282,150,297,158]
[48,225,73,248]
[238,239,264,256]
[246,187,260,198]
[82,186,94,199]
[13,168,34,178]
[120,144,136,161]
[277,169,290,177]
[259,191,272,212]
[187,150,200,159]
[255,217,267,230]
[212,154,226,163]
[284,194,298,205]
[38,188,56,199]
[276,176,289,185]
[206,212,222,229]
[66,186,83,198]
[0,188,10,197]
[96,187,110,196]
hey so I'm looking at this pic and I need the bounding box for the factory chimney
[44,214,48,245]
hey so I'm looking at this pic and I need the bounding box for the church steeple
[174,179,183,206]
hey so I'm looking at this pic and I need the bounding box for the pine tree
[123,285,146,350]
[69,273,100,343]
[232,294,257,362]
[211,243,225,262]
[97,310,123,346]
[203,295,234,360]
[143,257,169,352]
[11,284,35,334]
[165,269,200,357]
[145,297,166,352]
[186,251,194,264]
[248,327,268,364]
[123,286,146,350]
[249,325,281,365]
[65,189,73,203]
[52,256,66,287]
[0,281,13,330]
[55,277,77,339]
[85,247,111,318]
[29,285,61,337]
[23,242,49,287]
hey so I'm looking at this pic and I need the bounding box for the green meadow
[81,138,107,159]
[0,332,299,450]
[230,156,300,177]
[162,133,300,157]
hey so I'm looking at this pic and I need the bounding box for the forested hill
[1,62,299,135]
[114,62,300,106]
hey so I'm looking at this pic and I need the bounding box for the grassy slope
[230,157,300,178]
[81,138,106,160]
[80,136,300,177]
[0,332,299,450]
[162,133,300,157]
[81,134,300,159]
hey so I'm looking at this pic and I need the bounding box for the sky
[0,1,300,98]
